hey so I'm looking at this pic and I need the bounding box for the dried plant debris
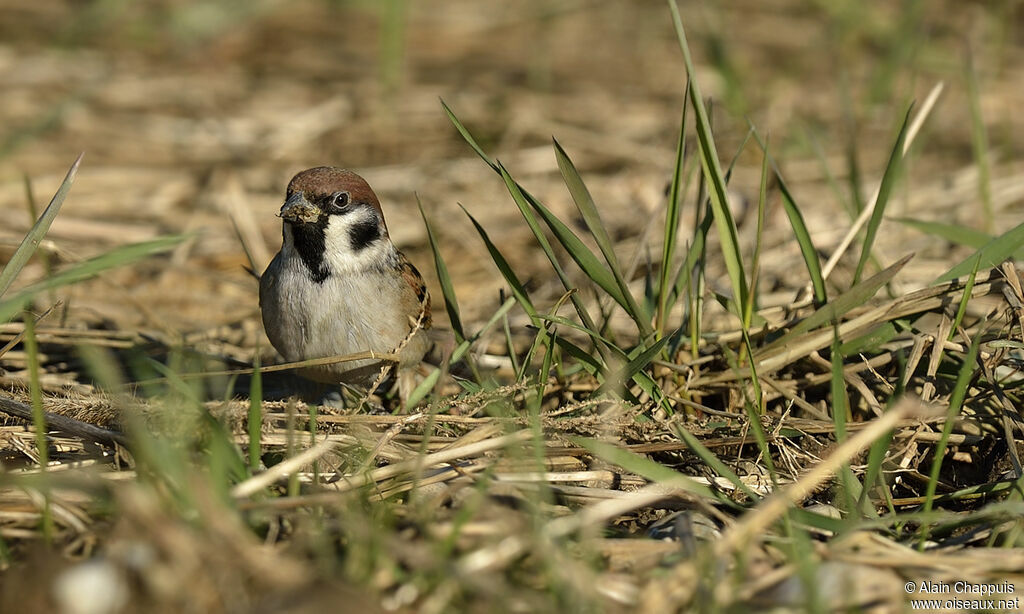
[2,1,1024,612]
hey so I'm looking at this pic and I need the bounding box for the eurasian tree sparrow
[259,167,431,400]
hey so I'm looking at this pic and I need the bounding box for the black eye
[329,191,350,211]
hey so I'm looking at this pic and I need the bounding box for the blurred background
[1,0,1022,359]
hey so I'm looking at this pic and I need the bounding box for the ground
[1,1,1024,612]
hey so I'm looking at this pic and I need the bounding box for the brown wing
[398,252,432,330]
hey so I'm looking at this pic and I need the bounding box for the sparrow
[259,167,432,400]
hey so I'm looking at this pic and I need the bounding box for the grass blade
[853,105,913,284]
[248,353,262,474]
[593,334,671,396]
[441,98,497,171]
[752,129,827,305]
[496,164,604,353]
[744,140,770,326]
[460,204,538,321]
[553,138,651,335]
[891,217,993,251]
[0,235,186,323]
[576,438,741,509]
[0,153,83,298]
[444,102,604,349]
[671,422,762,501]
[935,221,1024,283]
[22,312,53,540]
[418,196,465,342]
[657,99,689,334]
[668,2,748,316]
[949,256,981,340]
[759,253,912,355]
[921,328,983,545]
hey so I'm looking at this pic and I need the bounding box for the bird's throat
[286,223,330,283]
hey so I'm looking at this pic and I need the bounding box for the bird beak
[279,192,321,224]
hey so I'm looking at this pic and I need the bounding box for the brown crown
[286,167,385,220]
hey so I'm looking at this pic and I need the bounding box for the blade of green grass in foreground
[853,104,913,284]
[577,438,743,510]
[671,422,763,501]
[0,154,82,298]
[743,140,770,326]
[724,331,778,485]
[920,329,983,546]
[505,160,634,322]
[891,217,993,251]
[829,328,872,518]
[671,129,751,356]
[248,353,263,474]
[418,196,465,342]
[935,220,1024,283]
[494,164,607,361]
[949,256,981,341]
[668,2,748,318]
[0,235,187,323]
[593,334,671,397]
[460,204,538,321]
[758,253,912,355]
[751,128,827,305]
[553,138,652,336]
[442,99,497,171]
[22,312,53,541]
[536,312,668,408]
[657,99,689,335]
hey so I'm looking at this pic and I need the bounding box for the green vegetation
[1,1,1023,612]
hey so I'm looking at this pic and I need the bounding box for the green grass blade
[553,138,651,335]
[444,100,602,335]
[670,201,712,319]
[935,220,1024,283]
[949,256,981,340]
[418,196,465,342]
[451,296,518,365]
[576,438,741,509]
[441,99,497,170]
[744,140,769,326]
[759,253,912,355]
[248,353,262,474]
[737,331,778,483]
[0,154,83,298]
[853,104,913,284]
[839,321,898,355]
[921,329,983,545]
[668,2,748,316]
[444,101,615,361]
[752,128,827,305]
[496,164,603,346]
[657,99,689,333]
[829,327,867,517]
[593,334,671,396]
[891,217,993,251]
[670,422,762,501]
[460,204,538,321]
[550,335,605,379]
[671,127,753,352]
[516,179,630,317]
[22,313,53,540]
[0,235,186,323]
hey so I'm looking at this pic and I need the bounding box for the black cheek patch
[348,218,381,252]
[289,223,330,283]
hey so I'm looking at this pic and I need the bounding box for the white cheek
[322,209,390,273]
